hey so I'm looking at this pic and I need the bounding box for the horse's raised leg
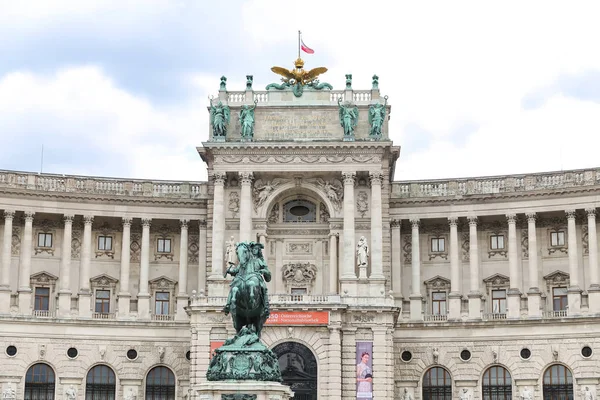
[230,287,239,314]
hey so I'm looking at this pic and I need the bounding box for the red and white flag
[301,38,314,54]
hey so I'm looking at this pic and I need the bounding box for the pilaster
[506,213,521,319]
[526,213,542,318]
[467,216,482,319]
[58,214,74,317]
[448,216,461,320]
[138,218,151,320]
[566,210,582,314]
[78,215,93,318]
[118,217,132,319]
[341,327,357,400]
[409,218,423,320]
[176,219,190,321]
[341,172,357,296]
[208,172,227,297]
[0,210,15,314]
[18,211,35,315]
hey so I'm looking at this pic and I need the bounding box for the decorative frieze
[188,234,199,263]
[356,191,369,217]
[286,242,312,254]
[282,262,317,291]
[228,191,239,217]
[253,178,286,211]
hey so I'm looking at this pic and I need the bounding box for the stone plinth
[196,381,293,400]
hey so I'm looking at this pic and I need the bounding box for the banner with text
[266,311,329,325]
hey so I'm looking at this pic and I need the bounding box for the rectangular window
[34,287,50,311]
[432,291,447,315]
[37,233,53,248]
[155,292,170,315]
[98,236,113,251]
[551,231,566,247]
[490,235,505,250]
[431,237,445,253]
[553,287,568,311]
[157,238,172,253]
[491,289,507,314]
[95,290,110,313]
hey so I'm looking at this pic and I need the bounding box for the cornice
[198,141,396,153]
[0,187,208,207]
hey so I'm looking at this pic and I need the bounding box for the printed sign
[265,311,329,325]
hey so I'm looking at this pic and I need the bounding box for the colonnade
[390,209,600,320]
[0,210,207,320]
[208,170,387,297]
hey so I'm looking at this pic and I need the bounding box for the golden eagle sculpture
[266,58,332,97]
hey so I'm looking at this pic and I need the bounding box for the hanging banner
[356,341,373,399]
[210,341,224,360]
[265,311,329,325]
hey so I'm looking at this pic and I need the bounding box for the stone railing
[189,293,394,307]
[222,89,380,106]
[482,313,507,321]
[32,310,55,318]
[392,168,600,199]
[543,310,568,318]
[424,314,448,322]
[0,170,208,199]
[92,312,116,320]
[151,313,175,321]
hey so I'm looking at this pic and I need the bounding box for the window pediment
[30,271,58,287]
[424,275,451,291]
[149,276,177,291]
[90,274,119,289]
[483,273,510,288]
[544,270,570,286]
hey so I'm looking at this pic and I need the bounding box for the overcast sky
[1,1,600,182]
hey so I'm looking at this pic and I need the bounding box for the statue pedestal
[195,381,293,400]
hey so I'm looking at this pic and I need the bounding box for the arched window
[86,365,116,400]
[482,366,512,400]
[146,366,176,400]
[543,364,573,400]
[423,367,452,400]
[25,363,55,400]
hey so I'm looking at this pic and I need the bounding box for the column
[0,210,15,313]
[78,215,93,317]
[258,232,273,294]
[372,326,393,399]
[198,219,207,294]
[58,214,74,317]
[329,232,338,294]
[390,220,402,302]
[369,172,384,280]
[209,172,226,297]
[448,217,461,320]
[239,172,254,241]
[341,327,357,399]
[18,211,35,314]
[138,218,151,319]
[409,218,422,320]
[275,239,284,294]
[327,325,342,399]
[526,213,542,317]
[176,219,190,321]
[341,172,357,294]
[586,209,600,313]
[467,217,482,319]
[506,213,521,319]
[118,217,132,318]
[566,210,582,314]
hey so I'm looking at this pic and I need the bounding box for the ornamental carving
[266,229,329,236]
[319,203,329,223]
[308,177,343,211]
[286,242,312,254]
[356,191,369,217]
[582,225,589,254]
[253,178,286,211]
[402,235,412,264]
[149,275,177,291]
[30,271,58,287]
[268,203,279,224]
[282,262,317,289]
[353,314,375,323]
[130,233,141,262]
[188,234,199,263]
[543,270,570,287]
[521,229,529,258]
[33,218,58,230]
[11,227,20,255]
[424,275,451,291]
[90,273,118,289]
[228,191,240,217]
[483,273,510,288]
[216,154,382,165]
[71,230,82,260]
[461,232,470,261]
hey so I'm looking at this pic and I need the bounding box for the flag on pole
[300,38,314,54]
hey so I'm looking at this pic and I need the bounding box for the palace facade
[0,74,599,400]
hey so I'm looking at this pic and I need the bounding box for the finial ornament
[372,74,379,90]
[246,75,253,90]
[345,74,352,89]
[219,76,227,91]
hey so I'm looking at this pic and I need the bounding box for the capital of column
[565,209,577,220]
[3,210,15,220]
[586,208,597,218]
[141,218,152,228]
[210,171,226,185]
[23,211,35,222]
[239,171,254,185]
[83,215,94,225]
[198,218,207,228]
[342,172,356,185]
[328,232,339,238]
[506,213,517,224]
[468,216,478,226]
[409,218,420,228]
[369,171,383,185]
[525,212,536,223]
[63,214,74,224]
[448,216,458,227]
[390,219,401,228]
[122,217,133,227]
[180,219,189,229]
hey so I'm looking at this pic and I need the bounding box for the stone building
[0,70,599,400]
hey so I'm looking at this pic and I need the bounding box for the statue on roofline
[209,98,230,138]
[338,97,359,137]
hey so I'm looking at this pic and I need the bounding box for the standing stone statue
[208,241,281,382]
[520,387,533,400]
[357,236,369,268]
[239,100,258,140]
[368,96,388,137]
[124,388,137,400]
[338,98,359,138]
[582,387,594,400]
[64,385,77,400]
[2,383,16,400]
[225,236,237,268]
[209,99,231,138]
[400,388,413,400]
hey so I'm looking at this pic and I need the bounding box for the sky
[1,0,600,182]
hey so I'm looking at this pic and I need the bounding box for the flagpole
[298,30,301,59]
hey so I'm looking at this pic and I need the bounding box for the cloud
[0,66,214,180]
